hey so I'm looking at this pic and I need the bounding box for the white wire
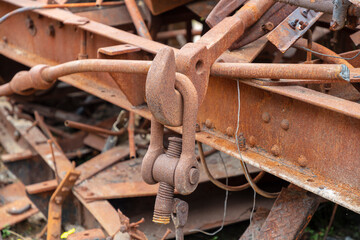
[188,152,229,236]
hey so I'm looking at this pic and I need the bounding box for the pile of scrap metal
[0,0,359,239]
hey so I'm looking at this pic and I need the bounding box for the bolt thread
[166,137,182,158]
[153,137,182,224]
[153,182,174,224]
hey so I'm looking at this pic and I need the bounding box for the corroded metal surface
[257,185,320,239]
[0,0,360,238]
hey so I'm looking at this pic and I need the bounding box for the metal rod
[65,120,126,136]
[124,0,152,39]
[210,63,350,81]
[128,112,136,158]
[41,59,152,81]
[0,60,352,97]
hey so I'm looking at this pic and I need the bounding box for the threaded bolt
[153,137,182,224]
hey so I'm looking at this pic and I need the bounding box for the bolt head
[271,145,280,157]
[226,127,234,137]
[205,119,212,129]
[281,119,289,130]
[263,22,274,31]
[189,168,199,185]
[298,155,307,167]
[249,136,256,147]
[262,112,270,123]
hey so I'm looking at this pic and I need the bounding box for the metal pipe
[64,120,126,136]
[275,0,333,13]
[211,63,350,81]
[124,0,152,39]
[42,59,152,81]
[275,0,360,16]
[0,60,351,97]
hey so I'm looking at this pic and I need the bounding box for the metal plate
[267,7,323,53]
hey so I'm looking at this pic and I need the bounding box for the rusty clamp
[142,47,200,195]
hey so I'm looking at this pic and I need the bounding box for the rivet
[262,22,274,31]
[281,119,289,130]
[298,155,307,167]
[205,119,212,128]
[46,25,55,37]
[249,136,256,147]
[262,112,270,123]
[271,145,280,156]
[226,127,234,137]
[54,196,62,204]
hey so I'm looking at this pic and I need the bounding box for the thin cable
[0,7,40,24]
[235,80,280,198]
[300,46,360,60]
[189,152,229,236]
[197,141,266,191]
[249,190,256,225]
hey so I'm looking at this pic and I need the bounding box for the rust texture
[257,185,320,239]
[0,0,360,238]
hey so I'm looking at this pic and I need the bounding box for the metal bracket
[47,169,80,240]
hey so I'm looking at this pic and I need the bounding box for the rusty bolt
[195,123,201,132]
[249,136,256,147]
[226,127,234,137]
[298,21,309,30]
[46,25,55,37]
[54,196,62,204]
[301,9,310,18]
[205,119,212,128]
[281,119,289,130]
[288,19,299,30]
[271,145,280,157]
[262,112,270,123]
[189,168,199,185]
[298,155,307,167]
[262,22,274,32]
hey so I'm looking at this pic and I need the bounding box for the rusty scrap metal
[67,229,106,240]
[65,120,127,136]
[47,168,80,240]
[231,2,297,49]
[125,0,152,39]
[211,63,350,81]
[205,0,247,28]
[172,198,188,240]
[115,209,147,240]
[1,149,34,163]
[256,185,320,239]
[267,7,323,53]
